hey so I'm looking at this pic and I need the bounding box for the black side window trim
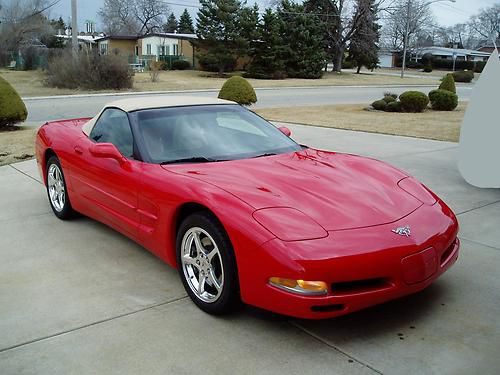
[89,107,142,161]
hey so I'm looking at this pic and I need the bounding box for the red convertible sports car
[35,96,459,319]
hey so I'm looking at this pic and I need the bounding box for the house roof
[55,34,99,44]
[416,46,491,57]
[95,35,140,42]
[138,33,198,41]
[81,96,234,136]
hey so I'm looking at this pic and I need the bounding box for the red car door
[69,108,141,239]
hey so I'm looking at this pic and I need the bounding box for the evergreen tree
[303,0,339,70]
[246,8,288,79]
[278,0,326,78]
[50,17,66,33]
[163,12,178,33]
[348,0,380,73]
[196,0,247,75]
[178,9,195,33]
[239,3,260,53]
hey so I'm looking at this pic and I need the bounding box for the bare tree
[99,0,169,35]
[0,0,58,52]
[134,0,169,34]
[380,0,433,50]
[99,0,139,35]
[468,4,499,44]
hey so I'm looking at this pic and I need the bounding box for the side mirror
[89,143,127,165]
[278,126,292,137]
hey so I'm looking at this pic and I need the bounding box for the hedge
[399,91,429,113]
[429,89,458,111]
[218,76,257,105]
[0,75,28,127]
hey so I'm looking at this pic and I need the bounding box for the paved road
[24,84,473,124]
[1,125,499,374]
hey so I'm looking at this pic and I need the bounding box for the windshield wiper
[252,153,278,158]
[160,156,225,165]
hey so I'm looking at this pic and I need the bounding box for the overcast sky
[47,0,499,31]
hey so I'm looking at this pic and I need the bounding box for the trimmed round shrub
[452,70,474,83]
[171,60,191,70]
[383,95,396,104]
[0,75,28,128]
[428,89,458,111]
[439,73,456,93]
[385,101,402,112]
[384,92,398,99]
[423,66,433,73]
[218,76,257,105]
[371,100,387,111]
[399,91,429,113]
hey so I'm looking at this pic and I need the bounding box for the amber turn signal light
[269,277,328,296]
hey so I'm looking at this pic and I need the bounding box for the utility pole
[71,0,78,52]
[400,0,411,78]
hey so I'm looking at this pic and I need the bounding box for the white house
[414,46,491,62]
[138,33,197,58]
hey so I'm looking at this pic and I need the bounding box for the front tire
[176,212,240,315]
[46,156,75,220]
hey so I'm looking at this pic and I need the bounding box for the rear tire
[46,156,75,220]
[176,211,240,315]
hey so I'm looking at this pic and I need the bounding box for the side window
[89,109,134,158]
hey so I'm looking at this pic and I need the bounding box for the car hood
[163,148,422,231]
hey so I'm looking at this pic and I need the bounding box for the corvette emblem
[392,225,411,237]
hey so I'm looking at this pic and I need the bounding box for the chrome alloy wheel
[181,227,224,303]
[47,163,65,212]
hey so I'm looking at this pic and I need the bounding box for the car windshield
[131,104,302,164]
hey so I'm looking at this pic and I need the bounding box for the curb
[21,84,454,101]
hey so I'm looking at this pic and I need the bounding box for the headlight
[398,177,437,205]
[253,207,328,241]
[269,277,328,296]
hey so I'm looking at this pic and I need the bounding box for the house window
[146,44,152,55]
[165,45,170,55]
[100,43,108,55]
[173,44,178,56]
[135,46,139,56]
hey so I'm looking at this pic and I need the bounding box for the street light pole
[71,0,78,52]
[401,0,412,78]
[400,0,456,79]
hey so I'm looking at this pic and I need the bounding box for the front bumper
[239,200,459,319]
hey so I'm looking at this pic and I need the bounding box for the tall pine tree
[239,3,260,54]
[303,0,339,71]
[178,9,195,33]
[196,0,247,75]
[278,0,326,78]
[163,12,178,33]
[246,8,288,79]
[348,0,380,73]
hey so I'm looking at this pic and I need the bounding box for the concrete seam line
[9,164,43,185]
[21,84,442,101]
[288,321,384,375]
[456,199,500,216]
[459,237,500,252]
[0,296,188,354]
[382,145,459,159]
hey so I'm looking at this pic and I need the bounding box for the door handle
[74,146,83,155]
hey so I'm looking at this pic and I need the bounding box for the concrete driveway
[1,125,499,374]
